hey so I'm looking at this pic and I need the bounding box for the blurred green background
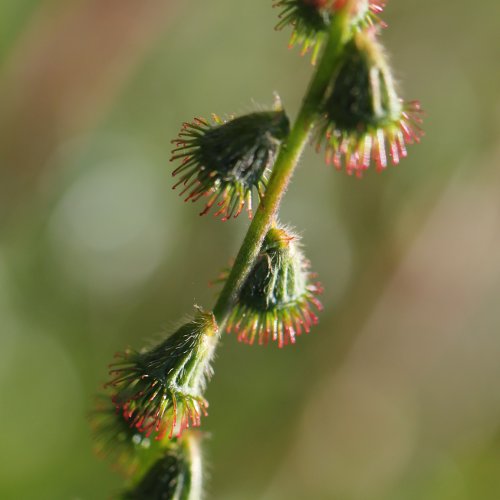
[1,1,499,499]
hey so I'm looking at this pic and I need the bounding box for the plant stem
[213,12,352,324]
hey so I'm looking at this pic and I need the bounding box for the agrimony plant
[92,1,423,498]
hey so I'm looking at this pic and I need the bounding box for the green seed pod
[334,1,387,30]
[274,0,331,65]
[274,0,387,65]
[90,397,167,476]
[315,30,423,176]
[170,107,289,221]
[225,225,323,348]
[122,433,203,500]
[106,309,218,440]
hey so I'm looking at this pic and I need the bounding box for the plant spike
[92,2,423,496]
